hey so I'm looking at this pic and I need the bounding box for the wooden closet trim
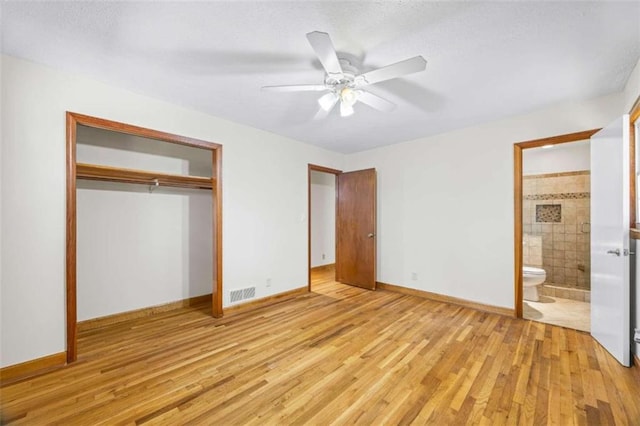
[66,112,223,363]
[76,163,214,189]
[67,112,217,150]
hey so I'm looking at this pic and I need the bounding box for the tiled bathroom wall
[523,171,590,300]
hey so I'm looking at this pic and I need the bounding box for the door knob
[367,233,376,238]
[607,249,621,256]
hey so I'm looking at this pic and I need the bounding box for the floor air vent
[230,287,256,304]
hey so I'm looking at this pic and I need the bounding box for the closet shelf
[76,163,213,190]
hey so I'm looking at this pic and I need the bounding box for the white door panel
[590,114,631,367]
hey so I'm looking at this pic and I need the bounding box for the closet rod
[76,163,213,190]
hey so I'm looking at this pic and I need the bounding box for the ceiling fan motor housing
[325,58,359,88]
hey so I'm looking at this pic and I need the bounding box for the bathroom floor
[523,296,590,332]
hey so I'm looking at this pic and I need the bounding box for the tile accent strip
[523,170,590,180]
[525,192,590,200]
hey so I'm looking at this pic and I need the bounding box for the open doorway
[308,164,378,292]
[513,129,599,324]
[308,164,341,292]
[521,140,592,331]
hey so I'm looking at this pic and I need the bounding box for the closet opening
[66,112,222,363]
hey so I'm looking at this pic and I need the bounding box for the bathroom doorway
[514,129,599,331]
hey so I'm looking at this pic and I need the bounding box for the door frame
[66,112,223,363]
[513,129,600,318]
[308,164,342,290]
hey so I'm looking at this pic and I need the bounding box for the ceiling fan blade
[355,56,427,86]
[357,91,396,112]
[262,84,327,92]
[306,31,343,77]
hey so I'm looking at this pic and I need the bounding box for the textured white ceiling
[2,1,639,153]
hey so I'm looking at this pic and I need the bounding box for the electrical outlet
[266,278,272,287]
[634,328,640,344]
[411,272,418,281]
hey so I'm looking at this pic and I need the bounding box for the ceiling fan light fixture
[340,87,358,106]
[318,92,339,111]
[340,101,354,117]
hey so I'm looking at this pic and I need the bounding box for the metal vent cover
[243,287,256,299]
[230,287,256,304]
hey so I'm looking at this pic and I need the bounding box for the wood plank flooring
[2,268,639,424]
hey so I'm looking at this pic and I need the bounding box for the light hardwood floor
[1,268,639,424]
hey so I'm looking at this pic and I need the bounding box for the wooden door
[336,168,377,290]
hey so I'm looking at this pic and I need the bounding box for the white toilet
[523,266,546,302]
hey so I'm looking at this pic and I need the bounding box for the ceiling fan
[262,31,427,118]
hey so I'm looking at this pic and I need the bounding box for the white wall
[345,93,624,309]
[522,140,590,175]
[310,171,335,267]
[77,183,213,321]
[76,125,213,176]
[0,55,343,367]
